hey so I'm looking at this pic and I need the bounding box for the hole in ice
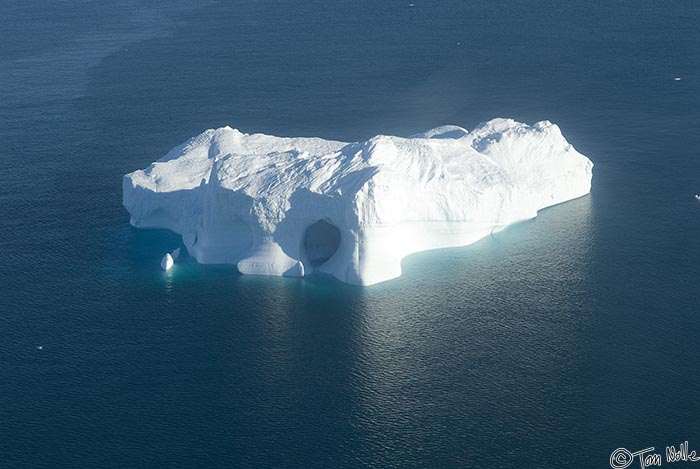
[303,220,341,268]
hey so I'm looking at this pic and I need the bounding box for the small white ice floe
[675,77,682,81]
[160,253,174,271]
[694,194,700,202]
[36,345,43,350]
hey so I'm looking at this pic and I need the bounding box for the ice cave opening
[303,220,341,268]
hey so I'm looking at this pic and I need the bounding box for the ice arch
[303,220,341,268]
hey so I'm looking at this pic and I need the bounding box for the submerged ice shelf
[123,119,593,285]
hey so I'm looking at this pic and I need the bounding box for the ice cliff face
[123,119,593,285]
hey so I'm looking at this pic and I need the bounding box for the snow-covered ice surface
[124,119,593,285]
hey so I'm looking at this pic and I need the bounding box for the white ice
[124,118,593,285]
[160,253,174,271]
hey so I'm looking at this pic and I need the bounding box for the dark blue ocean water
[2,1,700,467]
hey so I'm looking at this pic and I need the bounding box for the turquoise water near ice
[2,1,700,467]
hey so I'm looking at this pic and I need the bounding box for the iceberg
[124,119,593,285]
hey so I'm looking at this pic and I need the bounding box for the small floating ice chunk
[695,194,700,202]
[675,77,682,81]
[36,345,43,350]
[160,253,174,271]
[171,247,181,260]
